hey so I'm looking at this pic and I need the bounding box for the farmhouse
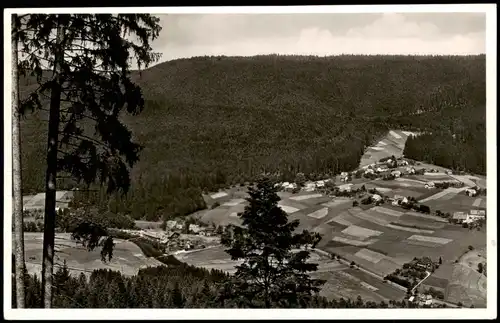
[315,180,326,188]
[189,224,201,234]
[465,209,486,224]
[406,167,416,174]
[364,168,375,175]
[372,194,382,202]
[304,182,316,192]
[399,160,409,166]
[376,166,388,173]
[452,211,468,223]
[465,188,478,197]
[338,183,353,192]
[391,170,402,178]
[424,182,435,189]
[470,209,486,217]
[340,172,349,182]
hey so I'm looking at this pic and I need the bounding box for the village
[274,155,487,230]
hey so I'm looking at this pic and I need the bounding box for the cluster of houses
[408,294,434,306]
[452,209,486,224]
[277,179,329,192]
[121,220,217,252]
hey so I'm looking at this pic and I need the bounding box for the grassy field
[20,233,163,278]
[359,130,410,167]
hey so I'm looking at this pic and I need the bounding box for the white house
[406,167,416,174]
[376,167,388,173]
[315,180,325,188]
[466,209,486,223]
[424,182,435,189]
[365,168,375,175]
[282,182,290,188]
[452,211,468,223]
[189,224,201,234]
[372,194,382,202]
[338,183,353,192]
[391,170,402,178]
[470,209,486,217]
[465,188,477,197]
[399,160,409,166]
[340,172,349,182]
[305,182,316,192]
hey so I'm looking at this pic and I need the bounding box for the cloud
[147,13,486,66]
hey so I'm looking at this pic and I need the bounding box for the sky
[147,12,486,65]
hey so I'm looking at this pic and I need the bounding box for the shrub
[211,202,221,209]
[352,201,359,207]
[468,245,474,251]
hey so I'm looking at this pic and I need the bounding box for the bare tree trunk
[41,19,64,309]
[12,13,26,309]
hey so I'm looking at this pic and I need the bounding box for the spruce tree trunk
[12,13,26,309]
[40,19,64,308]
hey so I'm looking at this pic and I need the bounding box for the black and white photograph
[4,4,496,320]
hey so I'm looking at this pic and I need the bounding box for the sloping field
[315,270,387,303]
[289,193,323,201]
[424,194,484,214]
[359,130,410,167]
[371,206,404,217]
[403,211,449,223]
[389,130,402,139]
[351,210,390,227]
[200,205,244,226]
[342,225,383,239]
[354,248,386,263]
[418,188,455,203]
[278,204,300,214]
[386,224,435,234]
[210,192,229,199]
[277,199,309,211]
[327,211,364,227]
[322,198,352,208]
[331,236,379,247]
[407,235,453,245]
[222,198,245,206]
[446,264,487,308]
[307,207,329,219]
[22,233,163,278]
[395,177,427,185]
[344,268,405,300]
[396,215,447,229]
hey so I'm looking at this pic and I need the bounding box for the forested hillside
[20,55,486,221]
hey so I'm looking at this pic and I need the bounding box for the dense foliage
[20,55,485,221]
[403,131,486,175]
[13,264,444,308]
[221,177,324,308]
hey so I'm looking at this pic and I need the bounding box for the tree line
[12,263,444,309]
